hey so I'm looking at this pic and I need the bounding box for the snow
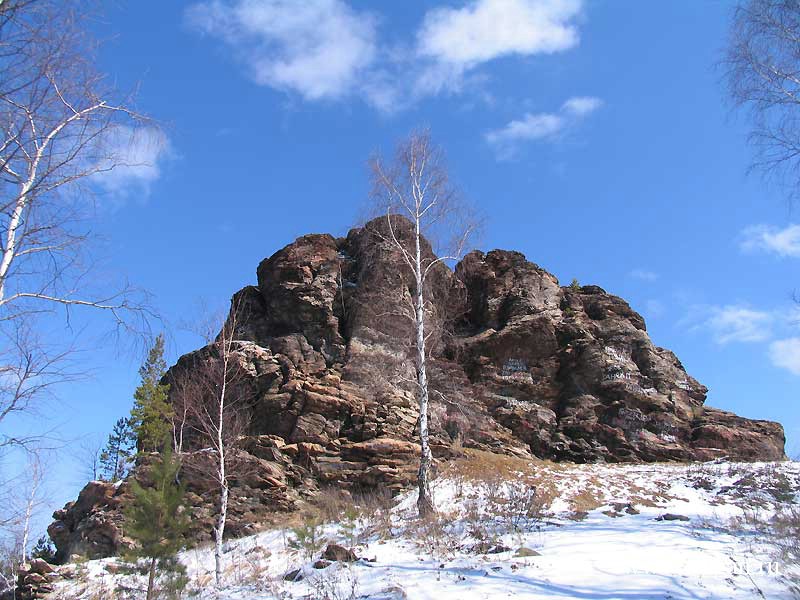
[49,460,800,599]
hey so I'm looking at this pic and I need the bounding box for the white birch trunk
[0,179,34,303]
[413,220,434,517]
[0,106,99,305]
[214,342,230,587]
[214,480,228,586]
[373,132,470,518]
[20,455,41,562]
[172,403,187,455]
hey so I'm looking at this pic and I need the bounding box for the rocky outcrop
[450,250,783,463]
[48,449,303,564]
[48,481,125,563]
[4,559,59,600]
[49,217,785,561]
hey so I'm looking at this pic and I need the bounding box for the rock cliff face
[49,217,786,561]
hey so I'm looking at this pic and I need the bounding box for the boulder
[321,543,357,562]
[656,513,690,522]
[27,559,55,576]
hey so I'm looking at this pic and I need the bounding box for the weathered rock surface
[48,449,302,564]
[48,481,124,563]
[3,560,60,600]
[49,217,786,562]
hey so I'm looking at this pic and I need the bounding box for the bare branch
[172,296,252,587]
[724,0,800,196]
[0,0,159,448]
[365,129,479,517]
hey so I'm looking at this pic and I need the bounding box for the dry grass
[442,449,563,509]
[407,512,461,560]
[440,450,692,520]
[441,448,556,481]
[225,548,283,594]
[569,488,604,514]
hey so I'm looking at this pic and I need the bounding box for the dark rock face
[47,481,125,563]
[451,250,783,463]
[50,217,785,561]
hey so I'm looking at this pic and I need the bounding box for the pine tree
[99,417,135,482]
[130,334,174,453]
[124,442,189,600]
[29,536,56,563]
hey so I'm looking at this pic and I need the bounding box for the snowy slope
[49,457,800,600]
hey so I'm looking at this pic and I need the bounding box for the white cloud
[185,0,378,101]
[485,95,601,158]
[740,223,800,258]
[417,0,582,66]
[769,338,800,375]
[486,113,564,144]
[92,126,171,199]
[688,304,773,345]
[562,95,602,116]
[630,268,658,282]
[414,0,583,97]
[682,300,800,370]
[186,0,585,110]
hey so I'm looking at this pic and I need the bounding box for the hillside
[40,456,800,599]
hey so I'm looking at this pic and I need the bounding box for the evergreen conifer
[99,417,135,482]
[124,442,188,600]
[130,334,174,452]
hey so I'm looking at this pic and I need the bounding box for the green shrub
[289,517,326,561]
[30,535,56,563]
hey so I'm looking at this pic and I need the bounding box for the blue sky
[10,0,800,530]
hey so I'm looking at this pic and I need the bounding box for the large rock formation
[49,217,785,561]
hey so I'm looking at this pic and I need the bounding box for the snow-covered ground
[50,456,800,599]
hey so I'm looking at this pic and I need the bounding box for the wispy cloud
[686,304,773,345]
[769,338,800,375]
[562,96,602,117]
[185,0,585,111]
[630,268,658,282]
[681,298,800,375]
[485,95,602,159]
[91,125,172,200]
[740,223,800,258]
[185,0,378,102]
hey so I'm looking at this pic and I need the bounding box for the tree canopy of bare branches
[177,301,251,587]
[725,0,800,193]
[0,445,50,593]
[0,0,156,448]
[369,130,477,517]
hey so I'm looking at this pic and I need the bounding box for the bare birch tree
[0,0,157,446]
[725,0,800,193]
[369,130,476,517]
[16,449,44,563]
[77,436,103,482]
[169,377,190,455]
[181,302,250,587]
[0,446,50,593]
